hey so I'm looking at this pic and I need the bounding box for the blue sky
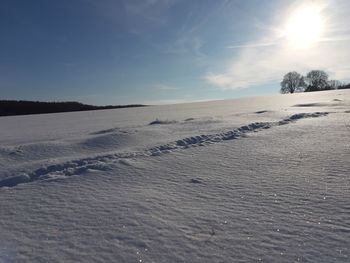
[1,0,350,105]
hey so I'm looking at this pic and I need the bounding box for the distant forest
[0,100,146,117]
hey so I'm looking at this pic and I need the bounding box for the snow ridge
[0,112,328,188]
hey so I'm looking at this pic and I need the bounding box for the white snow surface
[0,90,349,262]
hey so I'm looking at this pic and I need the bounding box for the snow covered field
[0,90,349,262]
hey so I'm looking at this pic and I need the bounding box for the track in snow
[0,112,329,188]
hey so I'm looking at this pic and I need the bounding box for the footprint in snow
[254,110,269,114]
[190,178,204,184]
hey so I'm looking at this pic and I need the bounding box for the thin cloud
[205,73,233,89]
[154,2,231,60]
[124,0,176,24]
[206,0,350,90]
[318,36,350,43]
[226,42,276,49]
[152,84,180,91]
[207,39,350,90]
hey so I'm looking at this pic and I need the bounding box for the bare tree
[280,71,306,94]
[305,70,328,91]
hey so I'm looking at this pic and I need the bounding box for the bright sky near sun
[285,4,324,49]
[1,0,350,105]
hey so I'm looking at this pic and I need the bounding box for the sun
[285,5,324,49]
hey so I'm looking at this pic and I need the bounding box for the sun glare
[285,5,323,49]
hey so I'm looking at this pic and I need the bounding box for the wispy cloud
[124,0,175,15]
[206,0,350,90]
[152,2,231,63]
[151,84,180,91]
[122,0,209,62]
[123,0,176,28]
[205,73,233,88]
[226,42,276,49]
[160,36,206,61]
[207,39,350,89]
[318,36,350,43]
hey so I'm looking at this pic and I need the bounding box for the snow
[0,90,349,262]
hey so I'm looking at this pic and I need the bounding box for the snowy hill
[0,90,349,262]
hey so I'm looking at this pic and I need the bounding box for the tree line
[0,100,145,117]
[280,70,350,94]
